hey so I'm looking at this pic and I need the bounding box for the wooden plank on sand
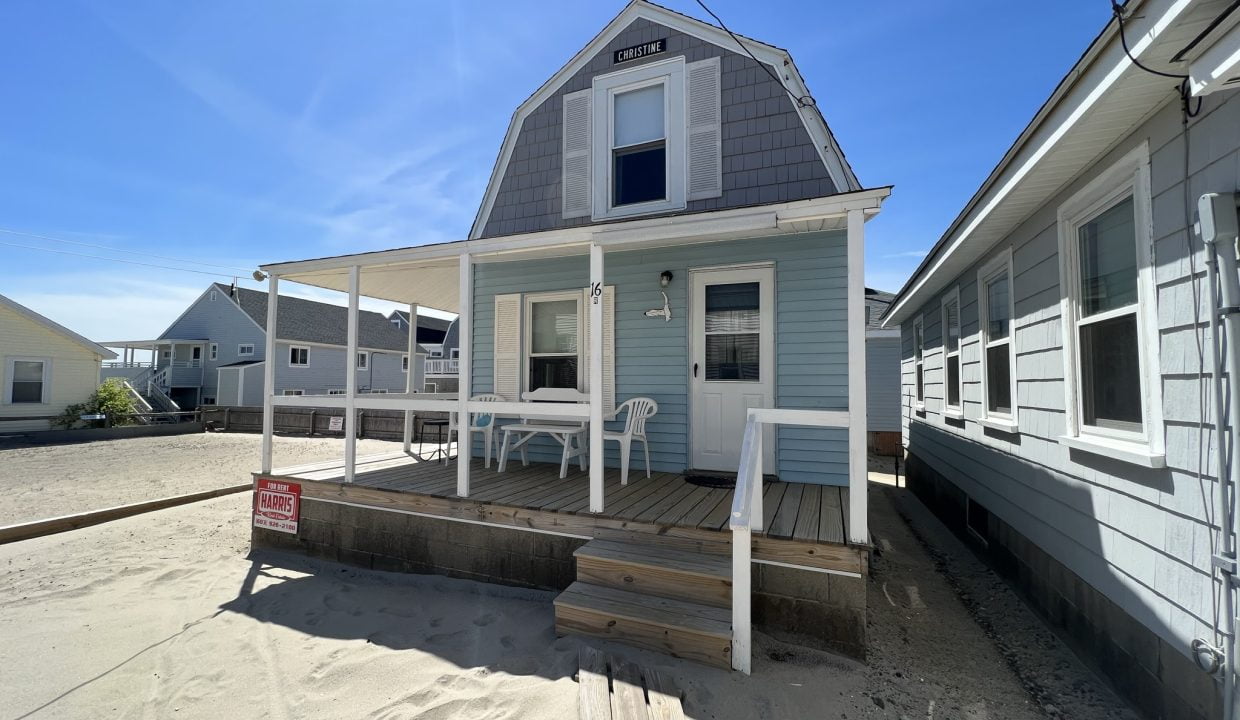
[577,646,612,720]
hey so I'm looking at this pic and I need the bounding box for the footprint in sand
[426,630,468,646]
[500,636,516,650]
[552,637,575,651]
[429,617,444,628]
[472,613,496,627]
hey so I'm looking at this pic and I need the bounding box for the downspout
[1201,192,1240,720]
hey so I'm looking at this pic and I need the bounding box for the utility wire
[693,0,816,109]
[0,227,254,273]
[1111,1,1202,117]
[0,240,240,279]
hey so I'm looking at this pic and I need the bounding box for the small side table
[417,418,451,463]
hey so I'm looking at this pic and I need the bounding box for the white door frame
[688,262,776,473]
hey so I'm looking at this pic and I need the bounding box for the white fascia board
[0,292,117,359]
[1188,20,1240,96]
[466,0,858,238]
[884,0,1191,326]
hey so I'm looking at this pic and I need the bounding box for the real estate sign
[253,478,301,534]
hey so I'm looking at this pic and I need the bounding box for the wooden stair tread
[555,582,731,637]
[574,539,731,580]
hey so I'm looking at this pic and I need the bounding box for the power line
[693,0,816,109]
[0,227,255,273]
[0,240,240,278]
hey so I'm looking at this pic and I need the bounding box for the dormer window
[612,83,666,206]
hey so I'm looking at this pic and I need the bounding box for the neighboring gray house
[102,283,425,408]
[386,309,452,344]
[865,288,899,454]
[883,3,1240,718]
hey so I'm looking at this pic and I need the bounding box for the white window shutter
[581,285,616,414]
[493,293,522,401]
[562,88,593,219]
[686,57,722,201]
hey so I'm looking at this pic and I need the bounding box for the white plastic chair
[602,397,658,485]
[446,393,505,467]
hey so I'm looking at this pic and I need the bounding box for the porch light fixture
[646,271,674,322]
[252,270,268,282]
[660,270,673,287]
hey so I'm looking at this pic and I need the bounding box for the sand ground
[0,433,404,526]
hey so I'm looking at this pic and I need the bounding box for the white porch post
[456,253,473,497]
[589,242,604,513]
[846,208,868,544]
[261,274,279,474]
[403,302,419,453]
[344,265,360,483]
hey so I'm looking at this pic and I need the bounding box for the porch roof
[260,188,890,311]
[99,338,208,348]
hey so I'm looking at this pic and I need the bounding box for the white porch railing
[424,358,459,375]
[728,407,861,675]
[103,361,154,369]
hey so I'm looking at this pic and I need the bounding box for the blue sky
[0,0,1112,341]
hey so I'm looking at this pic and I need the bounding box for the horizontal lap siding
[470,231,850,484]
[274,343,408,396]
[866,336,901,432]
[898,93,1240,657]
[162,289,266,399]
[0,305,103,431]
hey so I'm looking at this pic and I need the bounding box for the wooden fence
[200,405,449,442]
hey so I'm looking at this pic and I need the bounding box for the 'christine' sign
[614,38,666,64]
[253,478,301,534]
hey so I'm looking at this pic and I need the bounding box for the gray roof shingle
[216,283,421,353]
[865,288,895,330]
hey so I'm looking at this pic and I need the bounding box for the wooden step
[573,539,732,608]
[555,582,732,669]
[577,645,686,720]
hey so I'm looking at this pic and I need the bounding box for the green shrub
[51,379,138,429]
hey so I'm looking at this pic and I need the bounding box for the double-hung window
[978,250,1017,430]
[913,316,925,409]
[941,288,962,416]
[401,355,409,372]
[288,346,309,367]
[238,344,254,356]
[356,351,368,370]
[209,343,218,361]
[5,358,48,404]
[592,58,685,220]
[1056,144,1163,465]
[526,292,581,392]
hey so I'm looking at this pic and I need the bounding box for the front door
[690,265,775,472]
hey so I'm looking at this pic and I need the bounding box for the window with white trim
[327,388,346,395]
[450,348,460,359]
[238,344,254,356]
[5,357,49,404]
[1057,144,1162,458]
[209,343,218,361]
[201,396,216,405]
[978,250,1017,426]
[288,346,309,367]
[283,389,304,396]
[526,292,581,392]
[591,59,686,220]
[367,389,388,394]
[401,355,409,372]
[913,315,924,408]
[356,351,368,370]
[941,288,962,414]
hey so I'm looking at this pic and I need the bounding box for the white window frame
[328,388,347,395]
[366,388,389,394]
[430,349,443,358]
[201,396,216,405]
[238,344,255,356]
[209,343,218,361]
[401,354,409,372]
[591,57,686,221]
[4,356,51,404]
[912,315,925,412]
[977,249,1019,433]
[523,290,583,394]
[282,389,304,396]
[450,348,460,359]
[941,287,963,419]
[356,351,369,370]
[288,345,310,368]
[1055,143,1164,467]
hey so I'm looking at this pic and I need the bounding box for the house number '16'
[590,282,602,304]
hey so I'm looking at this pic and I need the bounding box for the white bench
[496,387,589,479]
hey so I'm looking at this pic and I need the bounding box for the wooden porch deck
[265,451,863,574]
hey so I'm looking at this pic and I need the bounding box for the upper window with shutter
[591,57,686,221]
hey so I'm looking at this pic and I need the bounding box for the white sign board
[328,416,344,432]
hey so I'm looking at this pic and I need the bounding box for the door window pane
[986,275,1010,340]
[613,85,664,147]
[530,300,578,354]
[705,335,759,380]
[1078,196,1138,317]
[705,283,760,332]
[1080,313,1142,431]
[11,360,44,403]
[529,357,578,391]
[986,345,1011,414]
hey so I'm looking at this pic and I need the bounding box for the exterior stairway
[553,535,734,669]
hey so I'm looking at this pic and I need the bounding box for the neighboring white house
[0,293,116,432]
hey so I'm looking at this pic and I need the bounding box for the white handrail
[728,406,855,675]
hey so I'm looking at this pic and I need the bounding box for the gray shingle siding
[897,89,1240,673]
[478,17,835,238]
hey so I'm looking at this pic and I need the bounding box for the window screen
[11,360,44,403]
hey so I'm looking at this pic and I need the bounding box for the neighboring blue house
[883,3,1240,717]
[101,283,425,409]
